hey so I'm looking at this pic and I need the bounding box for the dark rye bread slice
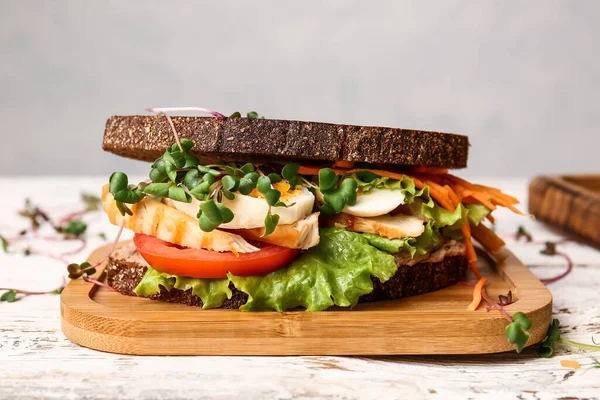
[106,242,468,309]
[103,116,470,168]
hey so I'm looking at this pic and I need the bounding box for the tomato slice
[133,234,300,278]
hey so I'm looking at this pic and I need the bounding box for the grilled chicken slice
[325,212,425,239]
[101,185,259,254]
[231,212,320,249]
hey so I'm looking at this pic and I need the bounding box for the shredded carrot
[333,160,355,169]
[444,184,460,206]
[462,224,481,278]
[491,196,525,215]
[560,360,580,369]
[485,214,495,224]
[468,192,497,210]
[467,277,488,311]
[411,176,426,189]
[441,184,482,278]
[405,166,449,175]
[452,184,473,201]
[420,179,454,211]
[445,174,480,190]
[471,223,505,252]
[474,184,519,204]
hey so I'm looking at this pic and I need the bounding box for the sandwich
[99,109,521,311]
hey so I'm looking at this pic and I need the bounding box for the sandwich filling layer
[102,131,521,311]
[107,240,468,310]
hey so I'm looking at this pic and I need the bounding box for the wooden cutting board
[60,243,552,356]
[529,174,600,248]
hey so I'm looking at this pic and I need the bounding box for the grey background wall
[1,0,599,177]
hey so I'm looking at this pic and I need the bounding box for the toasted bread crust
[106,242,467,309]
[103,116,470,168]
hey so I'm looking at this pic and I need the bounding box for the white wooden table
[1,177,599,400]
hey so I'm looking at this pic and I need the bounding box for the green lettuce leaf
[228,228,397,312]
[351,172,421,202]
[466,203,491,226]
[363,220,440,258]
[134,267,175,296]
[134,267,232,309]
[173,277,232,309]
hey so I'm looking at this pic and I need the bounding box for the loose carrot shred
[440,184,483,279]
[333,160,355,169]
[422,180,455,211]
[473,184,520,204]
[452,184,472,201]
[491,196,525,215]
[444,184,461,206]
[486,214,495,224]
[469,192,497,210]
[462,224,482,278]
[560,360,580,369]
[412,176,426,189]
[459,197,478,204]
[471,223,505,252]
[467,277,488,311]
[445,174,479,190]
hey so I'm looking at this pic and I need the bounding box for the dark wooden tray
[529,174,600,248]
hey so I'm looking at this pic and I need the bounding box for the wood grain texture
[529,175,600,248]
[102,115,470,168]
[60,243,552,356]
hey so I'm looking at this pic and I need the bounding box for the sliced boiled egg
[343,188,405,217]
[170,186,315,229]
[316,187,405,217]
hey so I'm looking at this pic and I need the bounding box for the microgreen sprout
[539,243,574,285]
[498,290,513,306]
[504,228,574,285]
[66,220,125,282]
[538,319,560,357]
[537,319,600,357]
[316,168,358,216]
[229,111,264,119]
[516,225,533,242]
[0,279,66,303]
[540,241,557,255]
[0,234,8,253]
[479,283,531,353]
[58,220,88,239]
[1,290,17,302]
[145,107,227,118]
[146,107,226,152]
[18,198,50,232]
[81,193,102,211]
[1,193,104,263]
[505,312,532,353]
[0,192,123,299]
